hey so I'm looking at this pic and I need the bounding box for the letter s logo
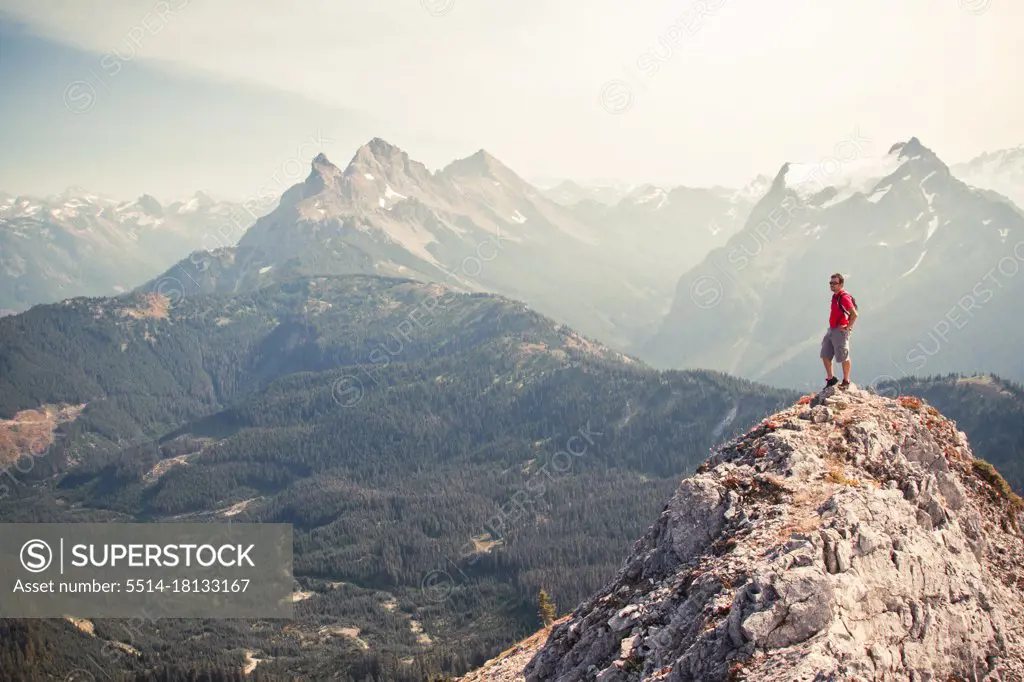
[20,540,53,573]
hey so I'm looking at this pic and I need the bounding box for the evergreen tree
[538,588,557,626]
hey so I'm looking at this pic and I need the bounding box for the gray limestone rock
[520,388,1024,682]
[810,406,833,424]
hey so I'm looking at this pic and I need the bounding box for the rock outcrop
[495,388,1024,681]
[459,618,571,682]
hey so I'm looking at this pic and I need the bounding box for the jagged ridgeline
[479,390,1024,681]
[136,138,756,353]
[0,276,794,680]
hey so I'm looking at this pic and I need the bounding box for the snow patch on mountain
[634,187,668,208]
[900,249,927,278]
[866,185,892,203]
[784,152,907,203]
[177,197,200,213]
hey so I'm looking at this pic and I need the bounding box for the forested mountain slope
[0,276,794,680]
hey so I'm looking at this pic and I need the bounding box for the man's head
[829,273,844,291]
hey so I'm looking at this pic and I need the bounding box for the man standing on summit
[821,273,858,390]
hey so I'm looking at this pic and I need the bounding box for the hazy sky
[0,0,1021,201]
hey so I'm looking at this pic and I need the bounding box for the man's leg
[820,331,838,386]
[837,329,851,385]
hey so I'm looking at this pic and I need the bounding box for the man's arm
[844,302,858,330]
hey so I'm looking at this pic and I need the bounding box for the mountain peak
[520,388,1024,681]
[885,137,948,172]
[305,152,344,189]
[270,139,434,217]
[442,148,510,178]
[769,161,793,194]
[347,137,410,171]
[770,137,947,205]
[552,179,584,192]
[311,152,341,174]
[469,148,500,164]
[135,194,164,217]
[889,136,927,158]
[440,149,529,194]
[367,136,398,153]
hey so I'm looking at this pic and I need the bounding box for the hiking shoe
[840,380,851,390]
[824,377,839,388]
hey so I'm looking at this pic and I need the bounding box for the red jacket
[830,290,855,328]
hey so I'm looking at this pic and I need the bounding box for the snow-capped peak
[631,185,669,209]
[776,137,945,205]
[781,155,903,203]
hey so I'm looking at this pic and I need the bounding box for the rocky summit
[473,387,1024,681]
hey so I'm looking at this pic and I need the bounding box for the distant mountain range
[640,137,1024,388]
[0,190,246,315]
[5,139,1023,372]
[952,144,1024,212]
[540,179,639,207]
[142,138,757,348]
[542,176,773,211]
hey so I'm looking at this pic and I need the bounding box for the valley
[1,272,1022,679]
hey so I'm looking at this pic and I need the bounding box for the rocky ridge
[468,387,1024,681]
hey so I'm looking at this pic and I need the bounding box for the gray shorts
[821,327,851,362]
